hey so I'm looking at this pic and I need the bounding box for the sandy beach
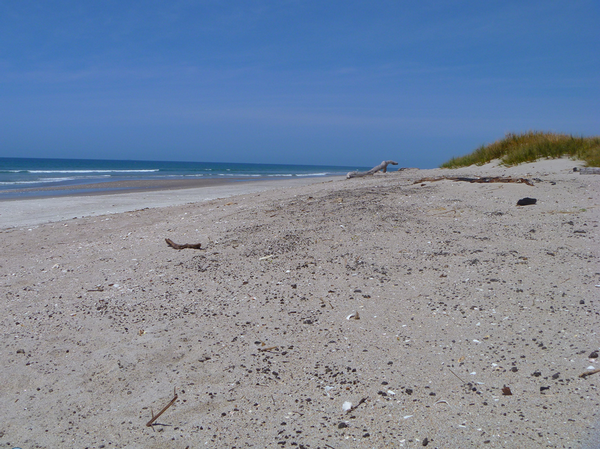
[1,158,599,448]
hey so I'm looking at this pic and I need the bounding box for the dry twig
[448,368,467,384]
[165,238,202,250]
[579,369,600,378]
[258,346,279,352]
[146,387,178,427]
[346,397,369,413]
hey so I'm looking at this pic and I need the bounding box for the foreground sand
[1,158,599,448]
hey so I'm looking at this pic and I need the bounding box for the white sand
[1,158,599,448]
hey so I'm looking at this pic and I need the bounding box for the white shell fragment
[346,311,360,320]
[342,401,353,412]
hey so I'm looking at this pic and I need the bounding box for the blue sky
[1,1,598,168]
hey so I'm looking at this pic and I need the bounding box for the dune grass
[441,131,600,168]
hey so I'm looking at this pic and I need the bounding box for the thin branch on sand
[165,238,203,250]
[579,369,600,379]
[146,387,178,427]
[346,397,369,413]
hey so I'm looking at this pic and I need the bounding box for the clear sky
[1,1,598,168]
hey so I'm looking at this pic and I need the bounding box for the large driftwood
[579,167,600,175]
[413,176,534,186]
[347,160,398,179]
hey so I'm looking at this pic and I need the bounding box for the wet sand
[0,177,340,229]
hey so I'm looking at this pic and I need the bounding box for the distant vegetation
[441,131,600,168]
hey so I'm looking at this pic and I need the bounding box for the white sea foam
[0,177,77,185]
[28,169,159,174]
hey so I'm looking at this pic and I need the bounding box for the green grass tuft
[441,131,600,168]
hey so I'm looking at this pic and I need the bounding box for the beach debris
[146,387,178,427]
[502,385,512,395]
[346,311,360,320]
[258,346,278,352]
[165,238,202,250]
[516,197,537,206]
[259,254,274,260]
[87,286,104,292]
[344,397,368,413]
[579,368,600,379]
[449,368,467,384]
[347,160,398,178]
[414,176,534,186]
[579,167,600,175]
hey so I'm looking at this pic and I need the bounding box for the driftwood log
[347,160,398,179]
[579,167,600,175]
[165,238,203,250]
[413,176,534,186]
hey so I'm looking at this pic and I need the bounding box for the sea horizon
[0,157,370,200]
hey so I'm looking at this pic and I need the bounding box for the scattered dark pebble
[338,422,348,429]
[517,197,537,206]
[422,437,429,446]
[580,300,585,304]
[16,349,25,354]
[510,367,518,372]
[540,386,550,393]
[405,388,413,395]
[532,371,541,377]
[590,351,598,359]
[552,373,560,380]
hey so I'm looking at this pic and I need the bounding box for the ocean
[0,157,368,200]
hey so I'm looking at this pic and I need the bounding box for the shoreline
[0,176,345,229]
[0,175,339,201]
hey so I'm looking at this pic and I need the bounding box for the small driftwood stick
[165,238,202,250]
[579,368,600,378]
[258,346,279,352]
[448,368,468,384]
[347,160,398,178]
[346,397,369,413]
[146,387,178,427]
[414,176,534,186]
